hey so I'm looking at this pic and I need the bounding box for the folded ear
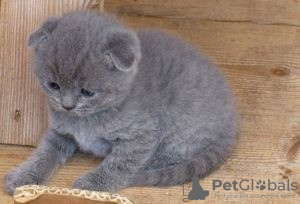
[28,17,60,47]
[105,30,141,72]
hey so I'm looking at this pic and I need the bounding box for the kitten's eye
[81,89,95,97]
[48,82,60,90]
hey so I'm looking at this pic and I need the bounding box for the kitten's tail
[132,141,234,186]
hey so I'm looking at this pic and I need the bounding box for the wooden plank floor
[0,145,300,204]
[0,144,299,204]
[1,0,300,203]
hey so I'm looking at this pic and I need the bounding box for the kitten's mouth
[73,109,94,117]
[59,107,94,117]
[57,109,93,117]
[73,106,111,117]
[49,99,107,117]
[49,100,93,117]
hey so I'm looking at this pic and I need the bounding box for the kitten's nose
[61,93,76,111]
[62,105,75,111]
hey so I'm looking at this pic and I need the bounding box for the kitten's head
[28,12,141,117]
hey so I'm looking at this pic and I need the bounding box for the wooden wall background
[0,0,300,203]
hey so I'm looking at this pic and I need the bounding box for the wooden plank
[105,0,300,26]
[0,144,299,203]
[103,15,300,68]
[0,0,104,146]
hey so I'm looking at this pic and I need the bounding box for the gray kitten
[5,11,236,195]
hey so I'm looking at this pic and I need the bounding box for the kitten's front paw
[73,172,120,192]
[5,168,45,195]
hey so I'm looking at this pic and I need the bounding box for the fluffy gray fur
[5,11,236,195]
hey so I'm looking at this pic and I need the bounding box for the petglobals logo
[212,179,298,191]
[182,178,298,202]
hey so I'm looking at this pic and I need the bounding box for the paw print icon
[256,180,266,190]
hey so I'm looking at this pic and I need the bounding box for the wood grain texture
[0,144,299,204]
[105,0,300,26]
[0,0,104,145]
